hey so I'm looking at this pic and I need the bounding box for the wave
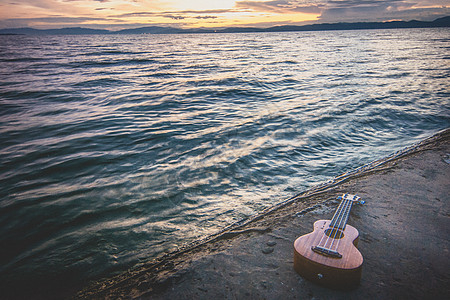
[0,28,449,298]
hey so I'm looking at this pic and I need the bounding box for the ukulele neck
[329,194,360,230]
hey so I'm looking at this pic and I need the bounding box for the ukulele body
[293,219,363,290]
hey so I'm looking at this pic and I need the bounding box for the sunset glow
[0,0,448,29]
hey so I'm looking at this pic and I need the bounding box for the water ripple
[0,28,449,298]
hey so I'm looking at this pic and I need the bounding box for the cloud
[318,0,450,22]
[0,16,116,29]
[194,16,218,19]
[113,9,234,18]
[113,12,155,18]
[164,15,186,20]
[235,1,323,14]
[111,9,228,23]
[1,16,112,24]
[235,0,450,22]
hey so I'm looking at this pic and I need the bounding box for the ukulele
[293,193,364,290]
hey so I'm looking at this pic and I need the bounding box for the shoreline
[76,128,450,299]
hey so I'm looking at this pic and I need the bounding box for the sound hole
[325,228,344,239]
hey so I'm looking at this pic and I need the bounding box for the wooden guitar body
[293,219,363,290]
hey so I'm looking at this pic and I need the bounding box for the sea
[0,28,449,298]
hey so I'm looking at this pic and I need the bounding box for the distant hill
[1,16,448,35]
[264,16,450,32]
[0,27,109,35]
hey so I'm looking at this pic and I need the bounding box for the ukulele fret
[329,194,359,230]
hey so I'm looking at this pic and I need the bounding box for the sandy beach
[76,128,450,299]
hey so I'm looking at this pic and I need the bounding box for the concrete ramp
[76,129,450,299]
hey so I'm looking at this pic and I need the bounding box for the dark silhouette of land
[1,16,449,35]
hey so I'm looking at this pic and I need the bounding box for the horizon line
[1,16,449,34]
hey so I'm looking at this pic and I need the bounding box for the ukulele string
[320,195,347,249]
[322,197,346,249]
[328,197,350,251]
[333,194,358,252]
[332,199,353,252]
[317,199,342,248]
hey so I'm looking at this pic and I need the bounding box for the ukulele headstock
[337,193,364,205]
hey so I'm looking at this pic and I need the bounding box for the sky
[0,0,449,30]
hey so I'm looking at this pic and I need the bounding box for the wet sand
[76,128,450,299]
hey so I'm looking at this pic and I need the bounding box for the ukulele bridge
[311,246,342,258]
